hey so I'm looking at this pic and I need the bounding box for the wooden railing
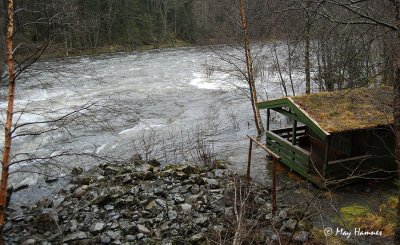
[266,130,310,177]
[271,125,306,144]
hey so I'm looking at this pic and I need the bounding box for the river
[1,46,301,205]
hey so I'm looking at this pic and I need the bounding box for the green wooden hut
[257,86,396,186]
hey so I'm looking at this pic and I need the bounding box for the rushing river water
[2,46,300,205]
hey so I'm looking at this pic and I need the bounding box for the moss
[311,228,348,244]
[339,198,397,237]
[340,205,370,226]
[292,86,393,133]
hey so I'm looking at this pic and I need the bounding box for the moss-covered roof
[291,86,393,133]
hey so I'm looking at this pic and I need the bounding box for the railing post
[272,157,277,215]
[292,120,297,145]
[247,138,253,182]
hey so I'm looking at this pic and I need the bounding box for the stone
[148,158,161,167]
[21,238,36,245]
[137,224,151,234]
[180,203,192,214]
[190,184,200,194]
[294,231,309,243]
[168,210,178,220]
[284,218,298,231]
[45,177,59,183]
[104,204,115,211]
[278,210,287,220]
[194,216,209,226]
[70,219,79,232]
[52,195,65,208]
[173,194,185,204]
[155,198,167,208]
[125,235,136,242]
[106,230,122,240]
[100,234,111,244]
[73,185,89,198]
[131,154,144,165]
[189,233,205,242]
[254,195,265,205]
[186,194,202,205]
[71,167,84,175]
[63,231,87,242]
[90,222,106,233]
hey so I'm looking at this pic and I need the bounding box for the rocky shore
[4,159,312,244]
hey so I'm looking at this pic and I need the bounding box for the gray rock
[186,194,202,205]
[294,231,310,243]
[194,216,209,226]
[63,231,87,242]
[155,198,167,208]
[73,185,89,198]
[100,234,111,244]
[136,233,145,240]
[254,195,265,205]
[173,194,185,203]
[104,204,115,211]
[137,224,151,234]
[52,195,65,208]
[125,235,136,242]
[106,230,122,240]
[21,238,36,245]
[180,203,192,214]
[189,233,205,242]
[168,210,178,220]
[70,219,79,232]
[148,158,161,167]
[71,167,84,175]
[190,184,200,194]
[278,210,287,220]
[90,222,106,233]
[202,178,219,188]
[284,218,297,231]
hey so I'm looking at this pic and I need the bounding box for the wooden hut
[257,86,396,186]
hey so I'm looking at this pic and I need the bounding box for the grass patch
[339,196,397,237]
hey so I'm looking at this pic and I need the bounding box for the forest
[0,0,397,90]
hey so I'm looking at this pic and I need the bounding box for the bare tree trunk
[305,22,311,94]
[394,2,400,244]
[0,0,15,242]
[239,0,264,136]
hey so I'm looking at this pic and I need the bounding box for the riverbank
[4,159,314,244]
[39,40,194,60]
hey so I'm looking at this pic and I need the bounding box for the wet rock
[21,238,36,245]
[45,177,59,184]
[168,210,178,220]
[278,210,288,220]
[105,230,122,240]
[100,234,111,244]
[131,153,143,164]
[125,235,136,242]
[63,231,87,242]
[32,213,57,233]
[14,184,29,192]
[90,222,106,234]
[155,198,167,208]
[148,158,161,167]
[73,185,89,198]
[137,224,151,234]
[194,216,209,227]
[71,167,84,175]
[294,231,310,243]
[189,233,205,242]
[180,203,192,214]
[52,195,65,208]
